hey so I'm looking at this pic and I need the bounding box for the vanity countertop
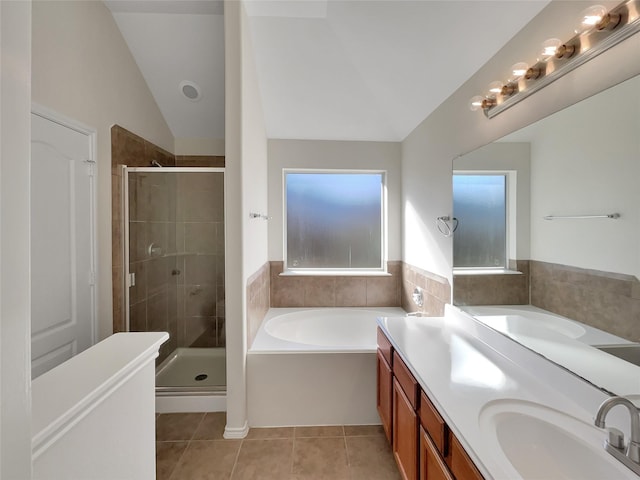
[377,309,638,479]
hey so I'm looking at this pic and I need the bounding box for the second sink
[478,399,637,479]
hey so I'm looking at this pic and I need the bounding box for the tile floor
[156,412,401,480]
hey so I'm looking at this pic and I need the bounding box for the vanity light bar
[471,0,640,119]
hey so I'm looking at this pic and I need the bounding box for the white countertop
[376,311,638,479]
[32,332,168,454]
[461,305,640,396]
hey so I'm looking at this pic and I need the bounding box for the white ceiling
[106,0,549,143]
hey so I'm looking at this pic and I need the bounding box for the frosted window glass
[286,172,383,269]
[453,175,506,268]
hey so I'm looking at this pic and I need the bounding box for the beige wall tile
[184,222,218,254]
[335,277,367,307]
[303,277,336,307]
[366,277,398,307]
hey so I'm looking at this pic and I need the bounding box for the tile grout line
[228,436,244,480]
[162,412,206,480]
[290,432,296,476]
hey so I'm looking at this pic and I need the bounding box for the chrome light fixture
[469,0,640,117]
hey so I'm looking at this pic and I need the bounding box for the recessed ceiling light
[179,80,202,102]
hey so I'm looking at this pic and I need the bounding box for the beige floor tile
[346,435,401,480]
[245,427,294,440]
[292,437,349,478]
[156,441,188,480]
[231,438,294,479]
[169,440,241,480]
[157,413,205,441]
[193,412,226,440]
[294,426,344,438]
[344,425,385,437]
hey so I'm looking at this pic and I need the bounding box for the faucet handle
[607,427,625,449]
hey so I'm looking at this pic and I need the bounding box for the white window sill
[280,270,391,277]
[453,268,522,276]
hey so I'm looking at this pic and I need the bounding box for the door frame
[31,103,98,347]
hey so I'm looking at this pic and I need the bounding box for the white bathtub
[248,307,406,426]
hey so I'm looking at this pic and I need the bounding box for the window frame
[452,170,513,272]
[282,168,388,275]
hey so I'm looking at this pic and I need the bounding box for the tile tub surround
[530,260,640,342]
[111,125,225,345]
[156,412,400,480]
[401,262,451,316]
[453,260,530,306]
[269,261,402,308]
[246,263,270,349]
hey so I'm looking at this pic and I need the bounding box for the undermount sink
[479,399,637,479]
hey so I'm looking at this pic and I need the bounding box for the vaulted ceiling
[106,0,549,142]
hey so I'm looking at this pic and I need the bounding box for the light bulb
[509,62,529,82]
[468,95,485,112]
[576,5,607,33]
[488,81,503,96]
[540,38,562,58]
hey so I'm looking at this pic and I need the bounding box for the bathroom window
[453,174,507,269]
[284,170,386,273]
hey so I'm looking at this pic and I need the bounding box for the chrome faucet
[595,396,640,475]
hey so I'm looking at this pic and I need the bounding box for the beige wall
[402,0,640,285]
[175,137,225,156]
[1,1,33,476]
[32,0,174,339]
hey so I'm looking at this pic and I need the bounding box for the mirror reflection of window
[453,174,507,269]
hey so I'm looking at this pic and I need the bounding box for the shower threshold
[156,347,226,392]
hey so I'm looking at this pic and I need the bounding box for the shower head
[151,160,163,167]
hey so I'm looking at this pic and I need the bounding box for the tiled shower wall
[128,172,180,363]
[111,125,225,364]
[174,172,226,349]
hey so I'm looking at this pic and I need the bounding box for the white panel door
[31,111,96,379]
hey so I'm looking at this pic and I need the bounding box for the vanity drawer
[377,327,393,366]
[450,435,484,480]
[393,351,419,410]
[419,391,448,456]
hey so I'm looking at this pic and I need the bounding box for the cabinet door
[450,436,484,480]
[377,349,393,443]
[393,378,418,480]
[420,426,454,480]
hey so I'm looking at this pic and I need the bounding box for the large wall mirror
[452,72,640,396]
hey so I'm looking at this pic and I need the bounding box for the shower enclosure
[124,167,225,394]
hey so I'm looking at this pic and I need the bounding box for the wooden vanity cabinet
[393,377,419,480]
[420,426,454,480]
[377,328,394,442]
[450,436,484,480]
[377,328,485,480]
[377,349,393,442]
